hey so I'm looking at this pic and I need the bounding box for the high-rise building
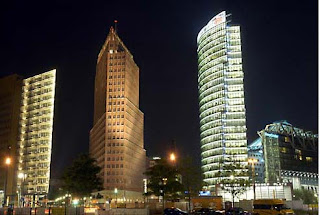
[17,70,56,200]
[248,120,318,192]
[0,74,23,205]
[0,70,56,205]
[90,27,146,200]
[197,11,248,189]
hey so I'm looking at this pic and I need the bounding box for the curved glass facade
[197,11,248,188]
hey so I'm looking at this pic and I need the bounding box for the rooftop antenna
[114,20,118,33]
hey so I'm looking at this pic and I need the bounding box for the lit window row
[198,42,226,64]
[199,56,227,74]
[198,48,226,69]
[198,25,226,51]
[198,63,224,81]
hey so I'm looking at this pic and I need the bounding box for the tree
[178,156,204,211]
[293,188,318,204]
[144,159,184,201]
[62,153,103,197]
[215,159,250,207]
[48,183,64,200]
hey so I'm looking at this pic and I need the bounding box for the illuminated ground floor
[216,183,293,203]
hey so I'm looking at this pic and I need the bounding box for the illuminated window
[306,157,313,162]
[280,147,287,153]
[295,149,302,155]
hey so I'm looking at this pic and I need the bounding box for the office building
[248,120,318,192]
[90,27,146,200]
[0,70,56,205]
[17,70,56,201]
[0,74,23,205]
[147,157,161,169]
[197,11,248,188]
[247,138,265,183]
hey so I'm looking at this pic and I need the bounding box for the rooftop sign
[197,11,226,43]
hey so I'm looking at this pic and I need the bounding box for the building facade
[90,27,146,200]
[0,70,56,206]
[248,121,318,192]
[0,74,23,205]
[197,11,248,188]
[247,138,265,183]
[17,70,56,200]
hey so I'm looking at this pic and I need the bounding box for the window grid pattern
[17,69,56,195]
[197,13,248,187]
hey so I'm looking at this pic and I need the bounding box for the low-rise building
[248,121,318,192]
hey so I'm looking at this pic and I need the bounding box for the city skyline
[0,0,317,179]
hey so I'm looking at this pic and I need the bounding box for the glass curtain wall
[197,11,248,188]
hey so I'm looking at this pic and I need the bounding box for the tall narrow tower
[197,11,248,189]
[90,27,146,199]
[17,69,56,199]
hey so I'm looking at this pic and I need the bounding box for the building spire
[114,20,118,34]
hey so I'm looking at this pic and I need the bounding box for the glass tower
[197,11,248,188]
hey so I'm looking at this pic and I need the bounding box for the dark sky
[0,0,318,179]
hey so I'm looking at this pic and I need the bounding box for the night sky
[0,0,318,179]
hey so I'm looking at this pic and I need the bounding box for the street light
[229,175,235,207]
[169,153,176,162]
[5,158,11,165]
[18,173,27,207]
[161,178,167,213]
[4,157,11,206]
[114,188,118,208]
[64,194,71,215]
[248,158,258,200]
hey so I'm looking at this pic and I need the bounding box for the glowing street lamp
[169,153,176,162]
[229,175,236,207]
[4,157,11,206]
[72,199,79,205]
[161,178,167,212]
[64,194,71,215]
[18,173,24,179]
[248,158,258,200]
[114,188,118,208]
[18,172,27,207]
[5,157,11,165]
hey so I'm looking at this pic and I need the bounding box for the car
[213,210,224,215]
[193,208,217,215]
[164,207,189,215]
[225,207,249,215]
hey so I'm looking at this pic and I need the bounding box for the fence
[0,207,84,215]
